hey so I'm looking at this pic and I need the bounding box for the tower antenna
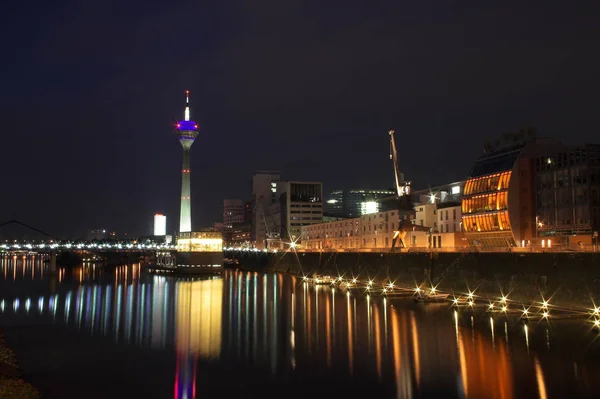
[184,90,190,121]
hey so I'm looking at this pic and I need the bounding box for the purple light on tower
[176,90,199,233]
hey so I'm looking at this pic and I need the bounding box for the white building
[154,214,167,236]
[302,209,410,250]
[223,199,245,227]
[406,203,465,249]
[414,203,438,229]
[437,204,462,233]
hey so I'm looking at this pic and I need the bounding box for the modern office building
[153,214,167,236]
[324,189,396,217]
[461,128,568,249]
[535,143,600,240]
[223,199,245,226]
[277,181,323,243]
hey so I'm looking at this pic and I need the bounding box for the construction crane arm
[389,129,411,197]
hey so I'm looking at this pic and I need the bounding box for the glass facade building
[324,189,396,218]
[461,134,534,248]
[460,128,579,249]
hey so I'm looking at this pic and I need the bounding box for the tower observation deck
[176,90,199,233]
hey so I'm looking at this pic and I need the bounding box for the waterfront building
[222,222,252,248]
[302,209,395,250]
[302,208,417,250]
[223,199,245,227]
[408,201,465,249]
[462,128,549,248]
[324,189,396,218]
[437,203,462,234]
[464,128,600,250]
[301,181,467,251]
[535,143,600,246]
[153,214,166,236]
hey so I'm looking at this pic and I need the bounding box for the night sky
[1,1,599,239]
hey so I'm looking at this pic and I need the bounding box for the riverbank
[225,250,600,309]
[0,331,40,399]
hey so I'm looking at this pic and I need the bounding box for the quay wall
[224,250,600,308]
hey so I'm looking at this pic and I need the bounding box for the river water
[1,254,600,398]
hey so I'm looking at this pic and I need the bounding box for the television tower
[176,91,199,233]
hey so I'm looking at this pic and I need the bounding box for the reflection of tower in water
[174,279,223,399]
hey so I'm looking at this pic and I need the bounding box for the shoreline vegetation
[0,331,40,399]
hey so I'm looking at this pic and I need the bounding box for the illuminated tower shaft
[179,140,193,232]
[176,91,199,233]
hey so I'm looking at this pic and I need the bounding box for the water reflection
[1,260,600,398]
[174,280,222,399]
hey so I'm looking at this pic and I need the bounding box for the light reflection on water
[1,256,600,398]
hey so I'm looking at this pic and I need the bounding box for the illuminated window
[463,172,512,196]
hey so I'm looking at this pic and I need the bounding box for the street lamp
[535,216,543,246]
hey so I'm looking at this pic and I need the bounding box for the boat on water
[147,250,223,276]
[147,232,224,276]
[50,251,82,267]
[415,292,449,303]
[302,274,336,285]
[223,258,239,269]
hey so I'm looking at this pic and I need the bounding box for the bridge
[0,219,176,254]
[0,242,175,252]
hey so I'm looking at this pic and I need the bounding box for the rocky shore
[0,331,39,399]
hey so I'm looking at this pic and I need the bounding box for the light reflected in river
[1,256,600,398]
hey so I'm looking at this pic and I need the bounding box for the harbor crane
[255,199,280,250]
[388,129,431,249]
[389,129,411,197]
